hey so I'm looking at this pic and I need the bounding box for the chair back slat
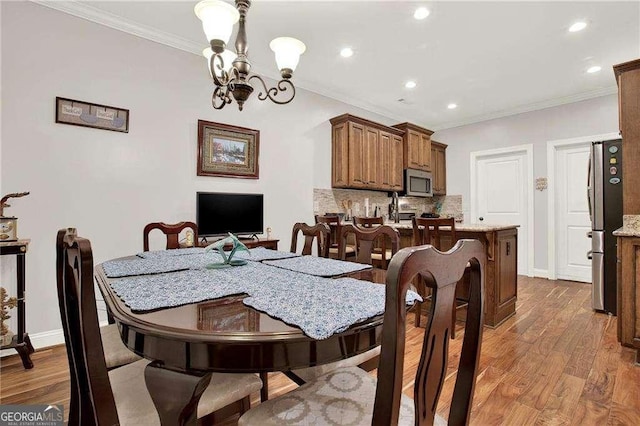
[372,240,485,426]
[290,222,330,257]
[143,221,198,251]
[56,228,119,425]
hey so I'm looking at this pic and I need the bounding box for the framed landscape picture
[197,120,259,179]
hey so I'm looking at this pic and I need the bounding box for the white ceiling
[37,1,640,130]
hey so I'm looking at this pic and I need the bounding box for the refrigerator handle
[587,152,593,224]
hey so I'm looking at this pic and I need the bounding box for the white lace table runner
[263,255,372,277]
[107,261,421,340]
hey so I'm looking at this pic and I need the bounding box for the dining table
[95,247,402,425]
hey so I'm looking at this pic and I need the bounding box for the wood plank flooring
[1,276,639,425]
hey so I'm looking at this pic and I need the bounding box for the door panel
[475,152,529,275]
[556,145,591,282]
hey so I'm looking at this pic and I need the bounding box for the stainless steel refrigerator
[588,139,623,315]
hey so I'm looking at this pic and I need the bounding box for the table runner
[137,247,205,258]
[263,255,372,277]
[103,248,299,278]
[102,253,222,277]
[108,261,421,340]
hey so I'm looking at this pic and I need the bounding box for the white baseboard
[0,328,64,358]
[534,268,549,278]
[1,320,109,358]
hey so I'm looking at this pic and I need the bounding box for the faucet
[389,191,400,223]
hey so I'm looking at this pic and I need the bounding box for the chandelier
[195,0,306,111]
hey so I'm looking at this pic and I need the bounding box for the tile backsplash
[314,188,463,222]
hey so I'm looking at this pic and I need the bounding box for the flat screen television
[196,192,264,238]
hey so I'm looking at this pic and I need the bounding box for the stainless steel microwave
[404,169,433,197]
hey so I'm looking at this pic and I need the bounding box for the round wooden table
[95,264,385,425]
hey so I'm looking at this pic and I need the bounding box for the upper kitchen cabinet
[330,114,404,191]
[614,59,640,215]
[431,140,447,195]
[392,122,434,172]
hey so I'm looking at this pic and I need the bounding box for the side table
[0,239,34,369]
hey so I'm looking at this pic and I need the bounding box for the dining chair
[143,221,198,251]
[339,223,400,267]
[238,239,486,426]
[290,222,330,257]
[412,217,470,338]
[353,216,393,269]
[315,215,356,259]
[56,228,262,425]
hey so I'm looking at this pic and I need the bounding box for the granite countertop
[613,226,640,237]
[383,220,519,232]
[613,215,640,237]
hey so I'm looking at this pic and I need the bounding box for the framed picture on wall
[55,97,129,133]
[197,120,260,179]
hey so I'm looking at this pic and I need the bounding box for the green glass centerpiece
[205,233,250,269]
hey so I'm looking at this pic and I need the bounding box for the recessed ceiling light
[569,21,587,32]
[405,81,417,89]
[414,7,430,20]
[340,47,354,58]
[447,103,457,109]
[587,65,602,74]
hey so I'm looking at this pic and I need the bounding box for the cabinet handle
[506,241,511,256]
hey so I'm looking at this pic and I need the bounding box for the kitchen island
[386,221,519,328]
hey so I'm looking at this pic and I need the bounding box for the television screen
[196,192,264,238]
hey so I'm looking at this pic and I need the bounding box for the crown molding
[31,0,202,55]
[432,86,618,131]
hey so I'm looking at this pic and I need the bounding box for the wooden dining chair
[339,223,400,267]
[142,221,198,251]
[353,216,393,269]
[413,217,470,338]
[290,222,330,257]
[315,215,356,259]
[238,240,486,426]
[56,228,262,425]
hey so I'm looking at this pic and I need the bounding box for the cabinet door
[378,131,392,189]
[390,135,404,190]
[432,145,447,195]
[496,231,518,306]
[331,122,349,187]
[421,133,432,171]
[348,122,367,188]
[406,130,423,170]
[364,127,379,186]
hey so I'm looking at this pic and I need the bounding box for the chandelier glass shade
[195,0,306,111]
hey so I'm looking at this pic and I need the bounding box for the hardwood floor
[1,276,639,424]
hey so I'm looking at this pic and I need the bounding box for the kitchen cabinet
[393,122,434,172]
[330,114,404,191]
[614,59,640,215]
[431,140,447,195]
[616,234,640,363]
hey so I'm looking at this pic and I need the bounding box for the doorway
[546,132,619,282]
[470,145,534,276]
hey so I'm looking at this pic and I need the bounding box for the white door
[471,146,533,276]
[554,144,591,282]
